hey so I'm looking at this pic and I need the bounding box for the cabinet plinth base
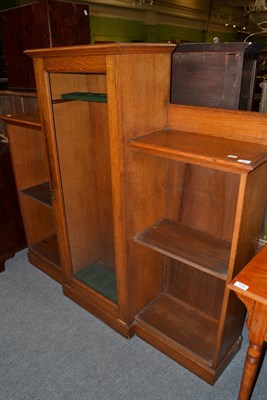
[28,249,63,284]
[134,320,243,385]
[63,283,135,339]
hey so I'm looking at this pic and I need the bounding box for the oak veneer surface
[21,182,52,207]
[25,43,176,58]
[129,130,267,172]
[136,293,218,364]
[166,259,225,320]
[168,104,267,145]
[135,219,230,279]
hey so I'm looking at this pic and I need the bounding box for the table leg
[238,341,263,400]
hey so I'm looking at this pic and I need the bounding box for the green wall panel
[90,15,237,44]
[157,24,204,43]
[90,15,144,43]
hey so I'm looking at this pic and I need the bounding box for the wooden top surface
[0,113,41,127]
[25,43,176,58]
[228,244,267,305]
[129,129,267,173]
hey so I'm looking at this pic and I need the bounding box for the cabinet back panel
[165,258,224,320]
[50,73,107,100]
[8,125,50,190]
[52,100,114,273]
[166,161,240,241]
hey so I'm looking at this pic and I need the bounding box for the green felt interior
[74,261,117,303]
[61,92,107,103]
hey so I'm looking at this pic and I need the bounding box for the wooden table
[228,244,267,400]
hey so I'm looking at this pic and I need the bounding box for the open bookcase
[24,44,267,383]
[0,113,62,282]
[128,108,267,383]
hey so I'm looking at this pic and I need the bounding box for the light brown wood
[24,43,267,384]
[129,129,267,172]
[228,244,267,400]
[135,218,230,279]
[168,104,267,145]
[0,113,63,283]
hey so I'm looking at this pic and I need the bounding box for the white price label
[234,281,249,291]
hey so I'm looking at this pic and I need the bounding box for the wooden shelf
[135,219,230,280]
[30,234,60,268]
[20,182,51,207]
[136,292,218,365]
[0,113,41,127]
[129,130,267,172]
[60,92,107,103]
[74,261,117,303]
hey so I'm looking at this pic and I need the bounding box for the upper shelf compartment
[129,129,267,173]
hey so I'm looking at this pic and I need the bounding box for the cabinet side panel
[216,162,267,365]
[166,161,239,241]
[106,52,171,321]
[113,53,171,139]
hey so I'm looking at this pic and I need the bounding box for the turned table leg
[237,301,267,400]
[238,341,263,400]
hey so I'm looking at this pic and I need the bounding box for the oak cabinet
[26,43,174,337]
[24,43,267,384]
[0,113,63,283]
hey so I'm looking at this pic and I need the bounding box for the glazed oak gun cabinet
[24,43,267,384]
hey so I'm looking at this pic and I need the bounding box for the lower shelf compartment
[30,234,60,268]
[135,292,218,365]
[74,261,117,303]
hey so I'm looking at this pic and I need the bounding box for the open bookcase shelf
[20,182,52,207]
[135,219,230,280]
[129,130,267,172]
[30,234,60,268]
[136,292,218,365]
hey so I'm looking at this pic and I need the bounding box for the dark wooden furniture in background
[0,113,63,283]
[0,90,38,271]
[0,0,90,89]
[228,244,267,400]
[0,140,26,271]
[170,42,262,111]
[24,43,267,384]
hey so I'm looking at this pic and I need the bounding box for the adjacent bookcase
[0,113,62,283]
[24,44,267,383]
[128,104,267,383]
